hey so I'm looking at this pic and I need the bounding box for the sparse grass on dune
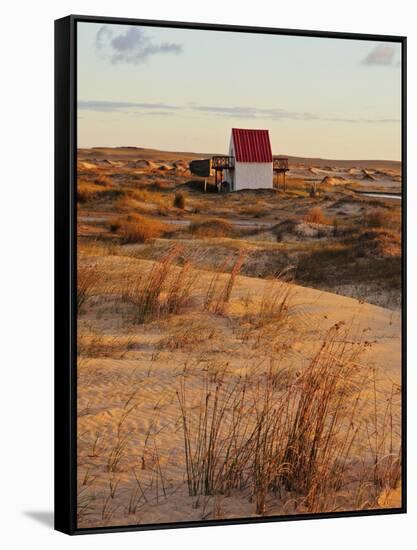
[78,239,121,258]
[204,252,246,314]
[77,264,99,312]
[244,278,294,330]
[176,323,399,515]
[76,245,401,525]
[122,246,194,323]
[157,320,219,352]
[78,328,136,359]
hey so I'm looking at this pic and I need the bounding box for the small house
[192,128,289,192]
[225,128,273,191]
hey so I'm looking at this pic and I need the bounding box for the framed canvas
[55,14,407,535]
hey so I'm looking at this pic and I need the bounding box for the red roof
[232,128,272,163]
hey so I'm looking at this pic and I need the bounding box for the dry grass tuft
[77,179,124,203]
[123,247,194,323]
[120,214,171,244]
[158,322,219,351]
[204,252,246,314]
[176,324,393,515]
[304,207,328,225]
[77,181,101,203]
[189,218,236,239]
[246,278,293,329]
[77,329,135,359]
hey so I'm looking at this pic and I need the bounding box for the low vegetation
[77,264,99,312]
[122,247,194,323]
[77,179,124,203]
[189,218,236,238]
[304,206,328,225]
[176,323,398,515]
[204,252,246,314]
[364,208,400,231]
[119,214,171,244]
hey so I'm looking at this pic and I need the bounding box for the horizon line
[77,144,401,164]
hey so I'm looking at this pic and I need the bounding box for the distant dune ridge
[78,146,401,170]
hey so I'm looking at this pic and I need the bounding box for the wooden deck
[273,156,289,172]
[273,156,289,190]
[210,155,290,192]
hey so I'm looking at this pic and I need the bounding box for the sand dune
[320,175,345,185]
[77,253,401,528]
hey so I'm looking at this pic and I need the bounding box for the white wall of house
[234,162,273,191]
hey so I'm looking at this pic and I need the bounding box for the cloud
[78,100,179,112]
[190,104,398,123]
[362,44,397,66]
[95,25,182,64]
[78,99,399,124]
[191,104,319,120]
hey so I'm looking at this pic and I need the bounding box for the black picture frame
[55,14,407,535]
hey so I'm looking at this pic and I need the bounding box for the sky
[77,22,402,160]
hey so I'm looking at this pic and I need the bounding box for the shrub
[173,191,186,209]
[304,207,327,225]
[355,228,401,258]
[120,214,170,244]
[364,208,396,229]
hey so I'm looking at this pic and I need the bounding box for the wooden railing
[273,156,289,171]
[211,156,235,170]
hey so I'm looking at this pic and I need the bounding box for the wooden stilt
[273,156,289,193]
